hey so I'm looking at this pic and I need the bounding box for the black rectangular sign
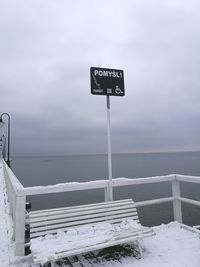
[90,67,125,96]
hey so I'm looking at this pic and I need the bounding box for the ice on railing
[2,159,24,190]
[24,175,174,189]
[0,160,10,266]
[25,179,108,189]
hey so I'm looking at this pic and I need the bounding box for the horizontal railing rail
[16,175,174,197]
[2,156,200,257]
[112,175,175,186]
[179,197,200,207]
[135,197,174,207]
[17,180,108,196]
[177,174,200,184]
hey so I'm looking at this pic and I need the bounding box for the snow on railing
[2,160,26,255]
[2,157,200,257]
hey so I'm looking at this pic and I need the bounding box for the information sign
[90,67,125,96]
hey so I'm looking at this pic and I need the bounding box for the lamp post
[0,113,11,167]
[0,135,6,160]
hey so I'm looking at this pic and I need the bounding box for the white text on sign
[94,70,123,78]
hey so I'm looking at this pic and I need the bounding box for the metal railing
[1,158,200,256]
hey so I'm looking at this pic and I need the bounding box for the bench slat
[29,202,136,221]
[30,198,133,215]
[28,203,136,221]
[29,210,138,228]
[29,199,134,218]
[30,216,140,238]
[28,204,137,224]
[30,211,138,233]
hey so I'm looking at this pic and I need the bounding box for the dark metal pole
[0,113,11,167]
[0,135,6,160]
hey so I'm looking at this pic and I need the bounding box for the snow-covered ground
[0,161,10,267]
[30,221,200,267]
[1,159,200,267]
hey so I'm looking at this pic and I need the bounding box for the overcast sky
[1,0,200,156]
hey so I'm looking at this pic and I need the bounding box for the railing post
[14,195,26,256]
[0,141,2,158]
[104,185,110,202]
[172,175,182,223]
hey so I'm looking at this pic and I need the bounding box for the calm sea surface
[12,152,200,226]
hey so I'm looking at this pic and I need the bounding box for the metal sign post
[90,67,125,201]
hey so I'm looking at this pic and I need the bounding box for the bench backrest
[26,199,140,239]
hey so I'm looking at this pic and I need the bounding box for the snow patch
[30,219,141,264]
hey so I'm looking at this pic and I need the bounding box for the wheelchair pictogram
[115,86,123,94]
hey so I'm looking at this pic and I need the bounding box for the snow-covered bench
[26,199,154,266]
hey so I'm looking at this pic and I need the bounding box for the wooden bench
[26,199,154,266]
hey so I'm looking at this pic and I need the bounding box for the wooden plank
[28,202,136,222]
[30,217,141,237]
[30,211,139,233]
[30,209,138,227]
[28,204,137,224]
[29,199,134,217]
[30,198,133,214]
[30,214,139,234]
[30,216,140,238]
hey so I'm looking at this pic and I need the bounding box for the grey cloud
[1,0,200,156]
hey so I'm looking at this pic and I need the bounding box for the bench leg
[134,240,143,259]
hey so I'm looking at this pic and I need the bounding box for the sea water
[12,151,200,226]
